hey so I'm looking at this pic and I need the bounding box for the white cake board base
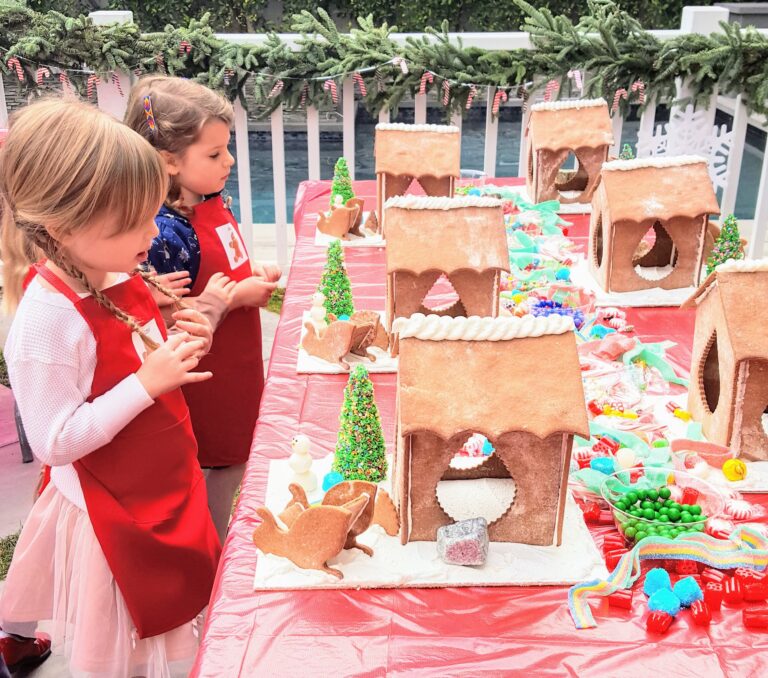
[297,311,397,374]
[314,213,385,248]
[571,258,696,307]
[253,456,608,591]
[485,185,592,215]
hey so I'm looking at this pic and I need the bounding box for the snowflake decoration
[636,104,733,191]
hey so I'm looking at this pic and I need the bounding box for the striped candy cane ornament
[492,89,508,115]
[442,80,451,106]
[543,79,559,102]
[631,80,646,104]
[465,85,478,110]
[353,72,367,97]
[6,57,24,82]
[268,79,284,98]
[86,74,101,99]
[323,79,339,104]
[419,71,434,95]
[111,73,124,97]
[36,67,51,86]
[612,88,628,112]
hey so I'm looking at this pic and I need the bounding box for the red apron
[184,195,264,467]
[34,264,221,640]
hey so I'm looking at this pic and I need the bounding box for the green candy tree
[706,214,744,275]
[619,143,635,160]
[318,240,355,317]
[330,157,355,207]
[332,364,388,483]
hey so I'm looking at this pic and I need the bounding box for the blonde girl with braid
[0,98,222,678]
[125,76,280,544]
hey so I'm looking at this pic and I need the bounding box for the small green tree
[619,143,635,160]
[706,214,744,275]
[332,364,388,482]
[330,157,355,207]
[318,240,355,317]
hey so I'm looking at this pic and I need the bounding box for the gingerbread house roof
[384,196,509,275]
[528,98,613,152]
[599,156,720,223]
[393,314,590,440]
[682,259,768,361]
[375,123,461,177]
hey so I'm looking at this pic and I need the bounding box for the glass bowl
[600,467,725,545]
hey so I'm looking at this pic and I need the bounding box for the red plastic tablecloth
[192,179,768,677]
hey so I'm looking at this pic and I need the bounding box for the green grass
[0,350,9,389]
[266,287,285,314]
[0,531,19,580]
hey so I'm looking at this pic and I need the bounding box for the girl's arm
[11,357,154,467]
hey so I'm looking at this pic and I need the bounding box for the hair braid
[137,269,188,311]
[25,226,160,352]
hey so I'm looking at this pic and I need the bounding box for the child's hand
[136,333,212,399]
[252,262,282,283]
[230,276,278,310]
[202,272,237,306]
[150,271,192,306]
[171,308,213,357]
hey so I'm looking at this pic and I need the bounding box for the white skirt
[0,484,200,677]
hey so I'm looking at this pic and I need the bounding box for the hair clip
[143,94,156,132]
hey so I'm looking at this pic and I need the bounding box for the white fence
[2,6,767,271]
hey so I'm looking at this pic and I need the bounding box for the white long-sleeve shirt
[4,276,155,511]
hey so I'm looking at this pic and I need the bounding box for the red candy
[704,582,724,612]
[690,600,712,626]
[602,534,626,554]
[605,549,629,569]
[724,577,744,604]
[735,567,764,585]
[744,582,768,602]
[666,401,681,414]
[743,606,768,629]
[598,510,615,525]
[681,487,700,505]
[607,588,634,610]
[675,560,699,576]
[581,501,601,523]
[646,611,673,634]
[701,568,727,585]
[587,400,604,416]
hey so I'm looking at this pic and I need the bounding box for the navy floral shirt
[147,204,202,287]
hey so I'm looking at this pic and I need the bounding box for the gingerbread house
[589,156,720,293]
[682,259,768,462]
[375,123,460,233]
[526,98,613,205]
[384,195,509,330]
[390,313,589,546]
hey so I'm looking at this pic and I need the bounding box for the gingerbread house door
[732,359,768,462]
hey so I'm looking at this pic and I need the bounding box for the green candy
[626,491,639,505]
[615,501,627,511]
[641,500,654,510]
[642,508,655,520]
[690,505,702,516]
[647,489,659,501]
[659,487,672,499]
[658,514,670,522]
[659,507,670,516]
[635,531,648,541]
[668,508,681,521]
[624,527,637,539]
[637,490,648,501]
[680,511,693,523]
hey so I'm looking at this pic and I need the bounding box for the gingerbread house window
[525,98,613,205]
[384,195,509,329]
[375,123,460,234]
[683,259,768,462]
[391,314,589,546]
[590,156,720,293]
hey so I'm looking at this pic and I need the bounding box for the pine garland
[2,1,768,119]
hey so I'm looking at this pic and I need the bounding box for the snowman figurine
[308,292,328,332]
[289,434,317,493]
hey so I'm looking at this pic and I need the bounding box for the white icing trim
[530,98,607,112]
[602,155,708,171]
[392,313,574,341]
[375,123,459,133]
[384,195,502,210]
[715,257,768,273]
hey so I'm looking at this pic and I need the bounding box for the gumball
[722,459,748,481]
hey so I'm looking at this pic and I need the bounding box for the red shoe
[0,634,51,673]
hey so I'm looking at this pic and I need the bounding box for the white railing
[2,6,766,271]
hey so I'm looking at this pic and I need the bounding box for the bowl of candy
[600,468,725,545]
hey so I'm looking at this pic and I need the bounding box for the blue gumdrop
[648,588,681,617]
[673,576,703,607]
[337,314,350,321]
[322,471,344,492]
[589,325,616,339]
[482,439,494,456]
[555,267,571,281]
[643,567,672,597]
[590,457,616,475]
[468,187,482,196]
